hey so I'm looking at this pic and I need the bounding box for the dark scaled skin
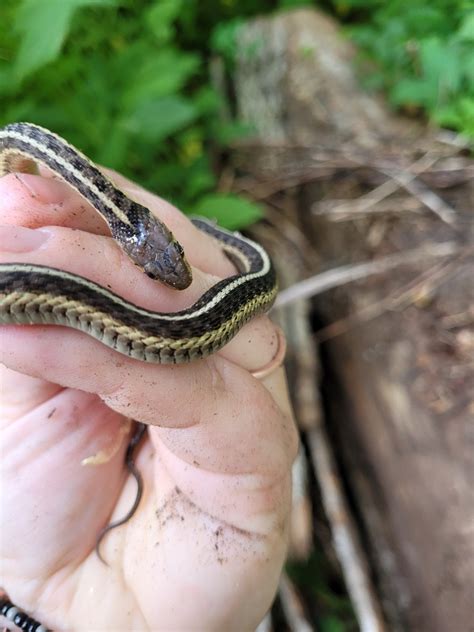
[118,209,193,290]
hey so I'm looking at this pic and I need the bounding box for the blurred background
[1,2,473,631]
[0,0,472,228]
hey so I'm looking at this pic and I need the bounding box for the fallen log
[223,8,473,631]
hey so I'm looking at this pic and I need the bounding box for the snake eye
[174,240,185,257]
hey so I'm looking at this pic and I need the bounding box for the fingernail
[16,174,67,204]
[0,225,51,252]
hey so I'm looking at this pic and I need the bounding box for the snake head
[143,236,193,290]
[120,211,193,290]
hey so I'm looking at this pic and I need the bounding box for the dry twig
[256,612,273,632]
[279,573,314,632]
[289,447,313,560]
[307,425,388,632]
[274,241,459,309]
[315,254,468,342]
[313,153,437,219]
[376,165,458,226]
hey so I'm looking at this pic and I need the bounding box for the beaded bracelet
[0,597,51,632]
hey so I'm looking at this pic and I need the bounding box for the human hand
[0,169,298,631]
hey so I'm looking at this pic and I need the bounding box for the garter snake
[0,122,277,364]
[0,123,278,573]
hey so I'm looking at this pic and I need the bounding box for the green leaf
[278,0,313,8]
[13,0,116,82]
[192,86,221,117]
[121,50,200,110]
[319,615,346,632]
[420,37,462,99]
[185,170,216,200]
[181,156,216,199]
[211,18,245,62]
[391,78,437,108]
[192,194,263,230]
[401,6,448,38]
[435,97,474,137]
[95,125,130,169]
[0,65,13,96]
[457,12,474,41]
[146,0,182,43]
[214,121,255,144]
[125,96,198,142]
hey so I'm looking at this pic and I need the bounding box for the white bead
[6,606,18,620]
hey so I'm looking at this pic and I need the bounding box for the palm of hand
[0,171,297,631]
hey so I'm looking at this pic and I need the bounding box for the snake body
[0,122,277,363]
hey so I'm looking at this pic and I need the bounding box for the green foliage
[336,0,474,137]
[193,193,264,229]
[211,18,246,64]
[0,0,269,229]
[1,0,470,237]
[287,550,358,631]
[12,0,117,82]
[278,0,314,8]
